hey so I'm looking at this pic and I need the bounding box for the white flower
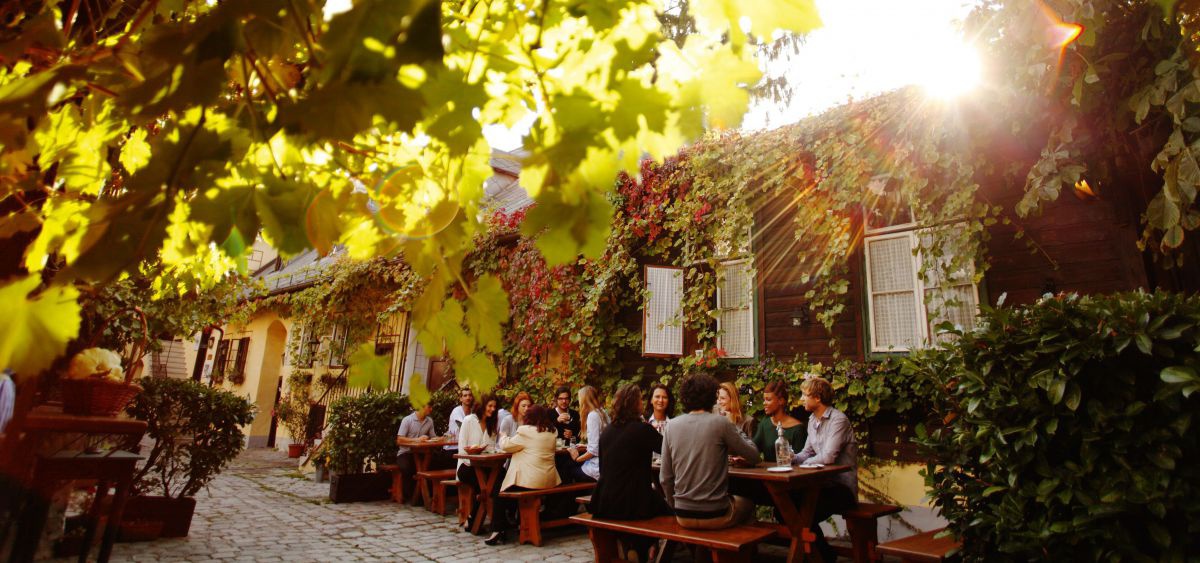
[67,348,125,381]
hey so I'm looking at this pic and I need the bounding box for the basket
[61,377,143,417]
[61,306,149,416]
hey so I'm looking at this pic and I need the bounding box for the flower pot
[287,443,305,458]
[312,465,328,483]
[328,472,391,503]
[120,496,197,538]
[116,519,163,542]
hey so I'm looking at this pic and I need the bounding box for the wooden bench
[415,469,456,512]
[498,481,596,546]
[379,464,405,503]
[576,494,591,505]
[570,513,775,563]
[832,502,903,562]
[876,528,961,562]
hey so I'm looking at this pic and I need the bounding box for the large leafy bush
[324,392,411,474]
[915,292,1200,561]
[127,377,255,498]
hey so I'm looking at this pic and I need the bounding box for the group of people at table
[394,373,857,561]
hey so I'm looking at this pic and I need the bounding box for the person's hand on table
[568,447,580,461]
[728,456,755,468]
[417,436,429,442]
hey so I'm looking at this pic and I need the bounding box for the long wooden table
[396,437,452,507]
[728,464,851,563]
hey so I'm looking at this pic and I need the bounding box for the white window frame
[863,226,979,353]
[716,258,755,359]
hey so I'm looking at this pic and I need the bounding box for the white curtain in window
[867,235,922,350]
[643,266,684,356]
[717,260,754,358]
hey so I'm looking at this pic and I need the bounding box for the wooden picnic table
[652,461,851,563]
[396,437,452,507]
[4,405,148,563]
[452,451,511,534]
[727,463,851,563]
[454,445,587,534]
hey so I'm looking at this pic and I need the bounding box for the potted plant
[275,392,310,458]
[121,377,254,537]
[324,392,411,503]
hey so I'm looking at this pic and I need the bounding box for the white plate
[766,466,792,473]
[798,464,825,469]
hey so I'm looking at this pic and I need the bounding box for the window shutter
[234,338,250,377]
[212,340,230,379]
[866,234,921,351]
[717,260,754,359]
[643,266,684,356]
[328,324,348,367]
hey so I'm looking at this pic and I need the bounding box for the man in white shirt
[791,376,858,562]
[446,387,475,451]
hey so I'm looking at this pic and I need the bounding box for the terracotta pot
[287,443,305,458]
[120,496,197,538]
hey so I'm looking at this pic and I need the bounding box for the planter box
[329,472,391,503]
[120,495,197,538]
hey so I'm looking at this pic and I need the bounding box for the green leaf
[1048,377,1066,405]
[1160,365,1198,383]
[1064,382,1081,411]
[464,274,509,355]
[347,342,390,391]
[0,277,81,381]
[455,351,499,391]
[1136,333,1154,355]
[407,372,431,409]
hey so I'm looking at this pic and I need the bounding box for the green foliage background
[915,292,1200,561]
[126,376,256,498]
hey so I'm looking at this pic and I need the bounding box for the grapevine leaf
[0,277,81,381]
[347,342,390,391]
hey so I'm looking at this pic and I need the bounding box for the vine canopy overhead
[0,0,822,391]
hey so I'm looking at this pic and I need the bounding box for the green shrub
[915,292,1200,561]
[324,392,411,474]
[427,387,459,435]
[126,377,256,498]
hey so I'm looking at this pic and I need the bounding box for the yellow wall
[859,461,930,507]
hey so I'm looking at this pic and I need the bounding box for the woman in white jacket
[457,394,498,533]
[484,404,560,545]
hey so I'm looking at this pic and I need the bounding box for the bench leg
[458,485,474,526]
[432,483,445,515]
[516,497,543,546]
[847,517,879,562]
[390,470,405,503]
[586,527,621,563]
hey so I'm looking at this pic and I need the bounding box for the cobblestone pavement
[50,449,598,563]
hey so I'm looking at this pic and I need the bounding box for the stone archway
[249,320,287,448]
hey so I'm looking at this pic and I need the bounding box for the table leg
[765,482,824,563]
[99,469,135,563]
[586,527,620,563]
[411,451,431,508]
[78,479,111,563]
[469,465,493,535]
[477,465,502,532]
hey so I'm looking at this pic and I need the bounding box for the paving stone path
[49,449,596,563]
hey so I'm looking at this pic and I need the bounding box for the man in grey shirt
[791,375,858,562]
[660,373,760,530]
[395,402,437,497]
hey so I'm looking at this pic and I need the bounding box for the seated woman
[499,392,531,438]
[484,405,560,545]
[751,380,805,463]
[456,393,499,533]
[644,383,673,434]
[717,382,754,436]
[589,383,672,562]
[562,385,607,482]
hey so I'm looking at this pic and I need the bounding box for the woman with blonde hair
[717,382,754,436]
[564,385,607,482]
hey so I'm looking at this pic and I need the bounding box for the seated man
[552,385,580,441]
[395,402,437,498]
[791,375,858,562]
[660,373,760,530]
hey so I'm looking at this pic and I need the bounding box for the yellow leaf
[408,372,431,408]
[455,352,499,392]
[0,277,81,382]
[347,342,390,391]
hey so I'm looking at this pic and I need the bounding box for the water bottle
[774,422,792,467]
